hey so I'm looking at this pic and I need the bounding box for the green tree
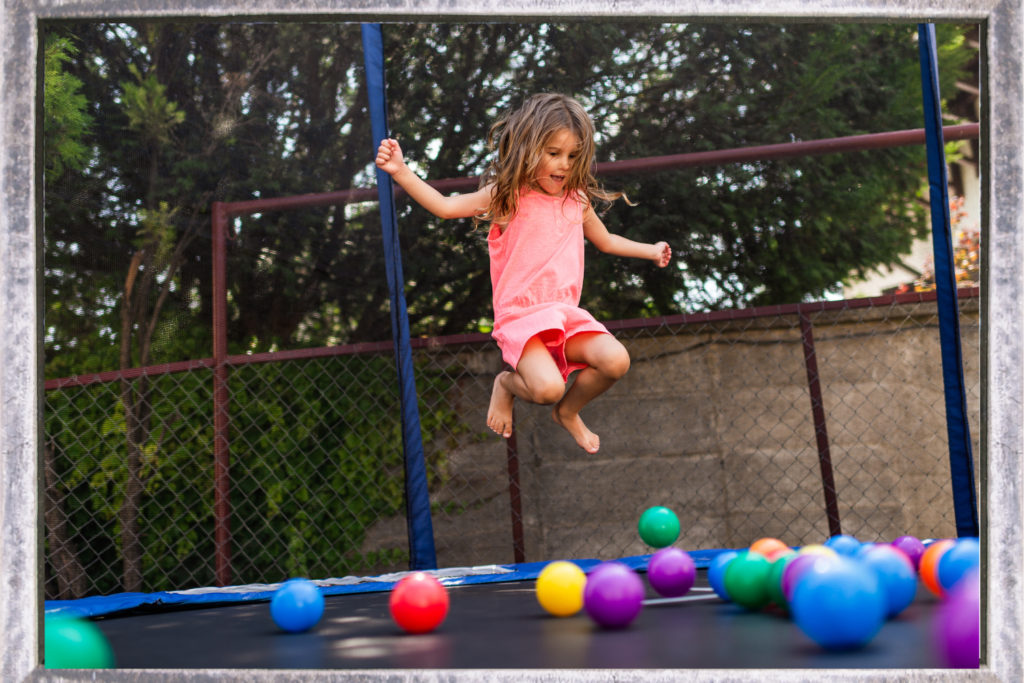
[44,35,93,180]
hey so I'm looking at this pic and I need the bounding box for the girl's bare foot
[487,372,515,438]
[551,403,600,454]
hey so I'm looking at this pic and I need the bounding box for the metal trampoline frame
[1,1,1019,681]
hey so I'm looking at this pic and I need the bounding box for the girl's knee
[530,377,565,405]
[598,344,630,379]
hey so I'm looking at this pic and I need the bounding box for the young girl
[375,93,671,454]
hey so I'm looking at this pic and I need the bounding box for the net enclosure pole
[918,24,980,538]
[799,310,842,537]
[362,24,438,571]
[211,202,232,586]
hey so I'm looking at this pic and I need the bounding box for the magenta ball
[935,570,979,668]
[583,562,645,629]
[647,547,696,598]
[892,536,926,570]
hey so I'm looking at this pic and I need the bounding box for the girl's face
[534,129,580,196]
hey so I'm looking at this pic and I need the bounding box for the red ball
[389,572,450,634]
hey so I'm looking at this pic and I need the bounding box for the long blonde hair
[477,94,629,226]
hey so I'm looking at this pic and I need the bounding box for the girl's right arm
[375,139,493,220]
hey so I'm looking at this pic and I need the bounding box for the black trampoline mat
[95,572,947,669]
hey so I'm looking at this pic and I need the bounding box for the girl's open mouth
[550,175,565,182]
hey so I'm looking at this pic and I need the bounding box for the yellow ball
[798,544,838,558]
[536,561,587,617]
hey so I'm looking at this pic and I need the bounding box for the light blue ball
[270,579,325,633]
[708,550,740,601]
[792,557,886,650]
[852,543,878,560]
[938,538,980,593]
[824,534,862,557]
[861,545,917,618]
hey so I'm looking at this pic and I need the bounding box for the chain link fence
[43,289,980,599]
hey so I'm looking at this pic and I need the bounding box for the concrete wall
[361,298,980,568]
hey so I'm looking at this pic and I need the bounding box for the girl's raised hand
[375,138,405,176]
[652,241,672,268]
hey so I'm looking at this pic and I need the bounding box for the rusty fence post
[211,202,232,586]
[506,406,526,564]
[799,310,843,538]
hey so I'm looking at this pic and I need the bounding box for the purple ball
[781,555,820,603]
[892,535,926,570]
[647,547,696,598]
[935,570,979,668]
[583,562,645,629]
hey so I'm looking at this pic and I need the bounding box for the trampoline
[31,18,985,680]
[80,566,947,670]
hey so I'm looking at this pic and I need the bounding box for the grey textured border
[2,0,1020,681]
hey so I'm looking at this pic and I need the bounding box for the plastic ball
[767,551,798,608]
[583,562,645,629]
[45,617,116,669]
[637,507,681,548]
[938,538,980,593]
[708,550,739,601]
[824,534,862,556]
[765,546,795,562]
[270,579,325,633]
[782,553,839,603]
[892,535,926,570]
[647,547,695,598]
[920,539,957,597]
[749,537,789,557]
[852,542,878,559]
[798,544,838,558]
[861,545,917,618]
[536,561,587,617]
[389,572,450,634]
[723,551,772,610]
[934,570,980,668]
[791,557,886,650]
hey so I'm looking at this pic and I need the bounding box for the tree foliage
[44,35,93,179]
[46,22,974,365]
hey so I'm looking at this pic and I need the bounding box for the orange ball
[920,539,956,597]
[765,547,796,562]
[750,538,789,557]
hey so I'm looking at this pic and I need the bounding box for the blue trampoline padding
[44,549,731,620]
[360,22,438,570]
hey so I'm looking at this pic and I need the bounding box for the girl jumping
[375,93,671,454]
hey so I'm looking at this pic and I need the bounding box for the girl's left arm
[583,206,672,267]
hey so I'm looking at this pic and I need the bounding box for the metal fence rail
[43,288,979,599]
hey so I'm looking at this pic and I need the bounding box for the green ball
[723,552,773,610]
[766,551,797,608]
[45,617,115,669]
[638,506,680,548]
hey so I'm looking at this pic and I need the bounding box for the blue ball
[938,538,980,593]
[270,579,325,633]
[861,545,917,618]
[792,557,886,650]
[824,534,862,557]
[708,550,740,601]
[852,543,878,560]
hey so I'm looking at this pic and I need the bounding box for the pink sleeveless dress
[488,190,611,381]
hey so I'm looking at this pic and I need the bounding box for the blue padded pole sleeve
[918,23,980,538]
[361,23,438,569]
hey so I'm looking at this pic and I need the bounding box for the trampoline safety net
[42,21,981,599]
